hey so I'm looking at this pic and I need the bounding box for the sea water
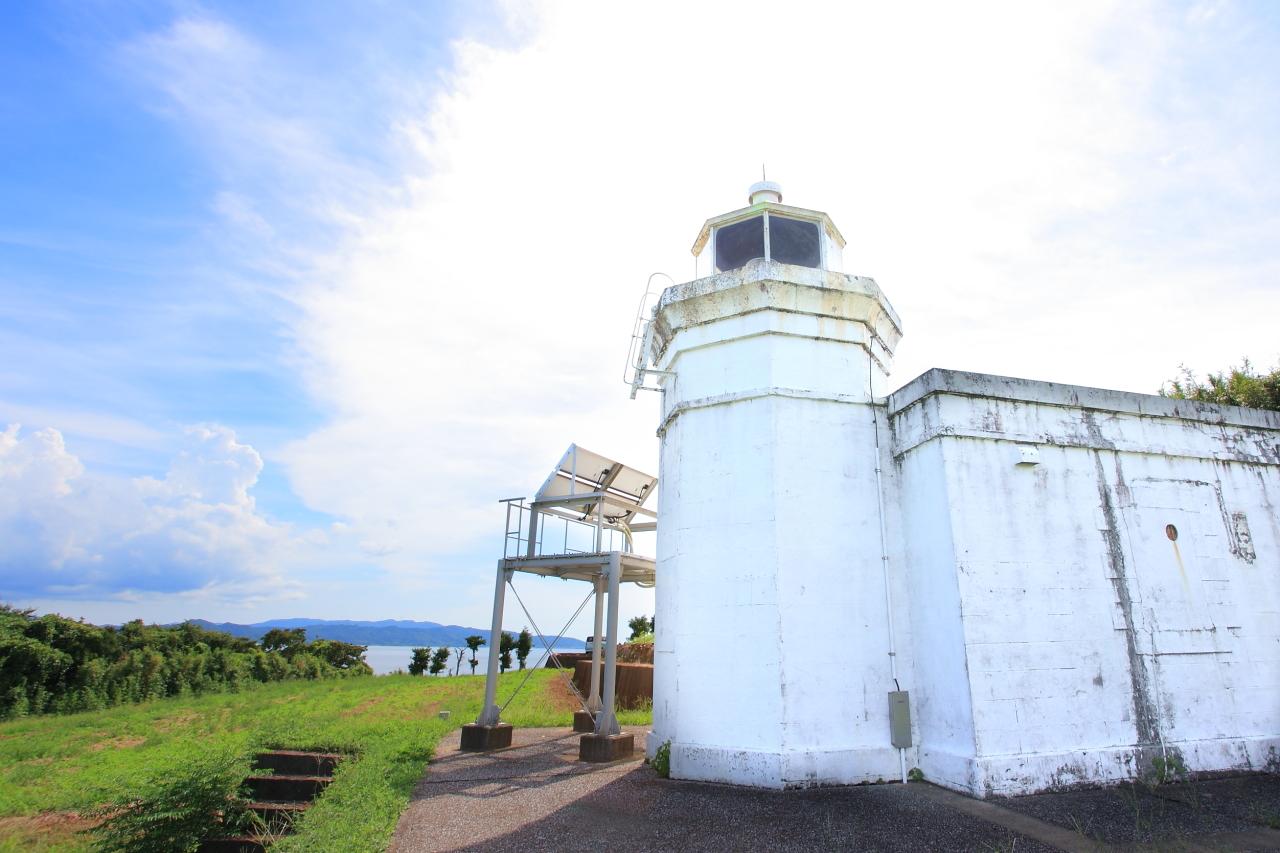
[362,643,585,676]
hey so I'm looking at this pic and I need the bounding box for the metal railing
[500,498,630,560]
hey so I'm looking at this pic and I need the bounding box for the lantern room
[690,181,846,277]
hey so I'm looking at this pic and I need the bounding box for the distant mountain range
[184,618,584,649]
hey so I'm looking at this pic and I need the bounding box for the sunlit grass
[0,669,650,852]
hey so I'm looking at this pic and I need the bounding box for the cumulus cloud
[284,4,1141,561]
[104,2,1280,627]
[0,423,305,600]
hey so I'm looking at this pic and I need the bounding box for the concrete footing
[573,711,596,733]
[579,732,634,762]
[460,723,513,751]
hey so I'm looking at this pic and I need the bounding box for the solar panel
[533,444,657,524]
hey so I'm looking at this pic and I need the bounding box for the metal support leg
[595,553,622,736]
[476,563,509,726]
[525,508,539,558]
[587,575,605,713]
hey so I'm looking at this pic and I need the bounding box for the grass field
[0,669,650,852]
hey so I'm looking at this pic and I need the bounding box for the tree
[308,639,368,670]
[429,647,451,676]
[464,635,485,675]
[516,628,533,670]
[260,628,307,657]
[628,615,654,641]
[408,648,431,676]
[498,632,514,673]
[1162,359,1280,412]
[452,647,466,676]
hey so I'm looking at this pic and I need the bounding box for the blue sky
[1,3,464,481]
[2,1,1278,633]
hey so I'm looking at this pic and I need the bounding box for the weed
[1067,813,1101,844]
[1150,752,1188,785]
[1248,804,1280,829]
[907,766,925,782]
[652,740,671,778]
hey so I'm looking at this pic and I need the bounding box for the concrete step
[244,774,331,802]
[247,800,309,833]
[200,751,341,849]
[252,749,342,777]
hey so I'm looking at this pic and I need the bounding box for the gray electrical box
[889,691,912,748]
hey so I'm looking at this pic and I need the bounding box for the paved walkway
[391,728,1280,852]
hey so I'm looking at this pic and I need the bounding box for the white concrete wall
[890,369,1280,795]
[651,259,909,787]
[773,398,904,784]
[649,243,1277,797]
[896,437,979,791]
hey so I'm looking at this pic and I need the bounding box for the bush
[88,746,254,853]
[0,605,372,719]
[1162,359,1280,411]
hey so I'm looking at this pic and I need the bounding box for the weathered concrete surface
[891,368,1280,796]
[459,722,512,751]
[650,256,908,788]
[579,732,634,762]
[646,189,1279,798]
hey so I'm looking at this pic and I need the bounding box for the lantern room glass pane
[715,216,765,272]
[769,216,821,268]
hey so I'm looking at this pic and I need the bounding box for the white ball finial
[748,180,782,205]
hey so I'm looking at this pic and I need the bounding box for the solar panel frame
[532,444,657,524]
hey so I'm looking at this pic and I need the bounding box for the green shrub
[87,746,253,853]
[1162,359,1280,411]
[652,740,671,778]
[0,605,371,720]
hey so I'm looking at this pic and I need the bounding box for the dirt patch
[89,735,146,752]
[544,673,581,713]
[0,811,99,851]
[416,700,444,718]
[341,695,389,718]
[152,710,198,731]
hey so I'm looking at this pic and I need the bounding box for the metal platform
[472,445,657,748]
[500,551,656,585]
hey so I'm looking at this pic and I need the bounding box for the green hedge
[0,605,371,719]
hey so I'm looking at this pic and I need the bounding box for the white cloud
[0,423,311,602]
[282,4,1134,559]
[91,2,1280,629]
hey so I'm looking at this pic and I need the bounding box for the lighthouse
[647,182,910,787]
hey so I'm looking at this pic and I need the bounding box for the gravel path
[391,728,1280,852]
[389,728,1055,852]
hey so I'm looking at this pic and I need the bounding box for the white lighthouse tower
[647,182,910,787]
